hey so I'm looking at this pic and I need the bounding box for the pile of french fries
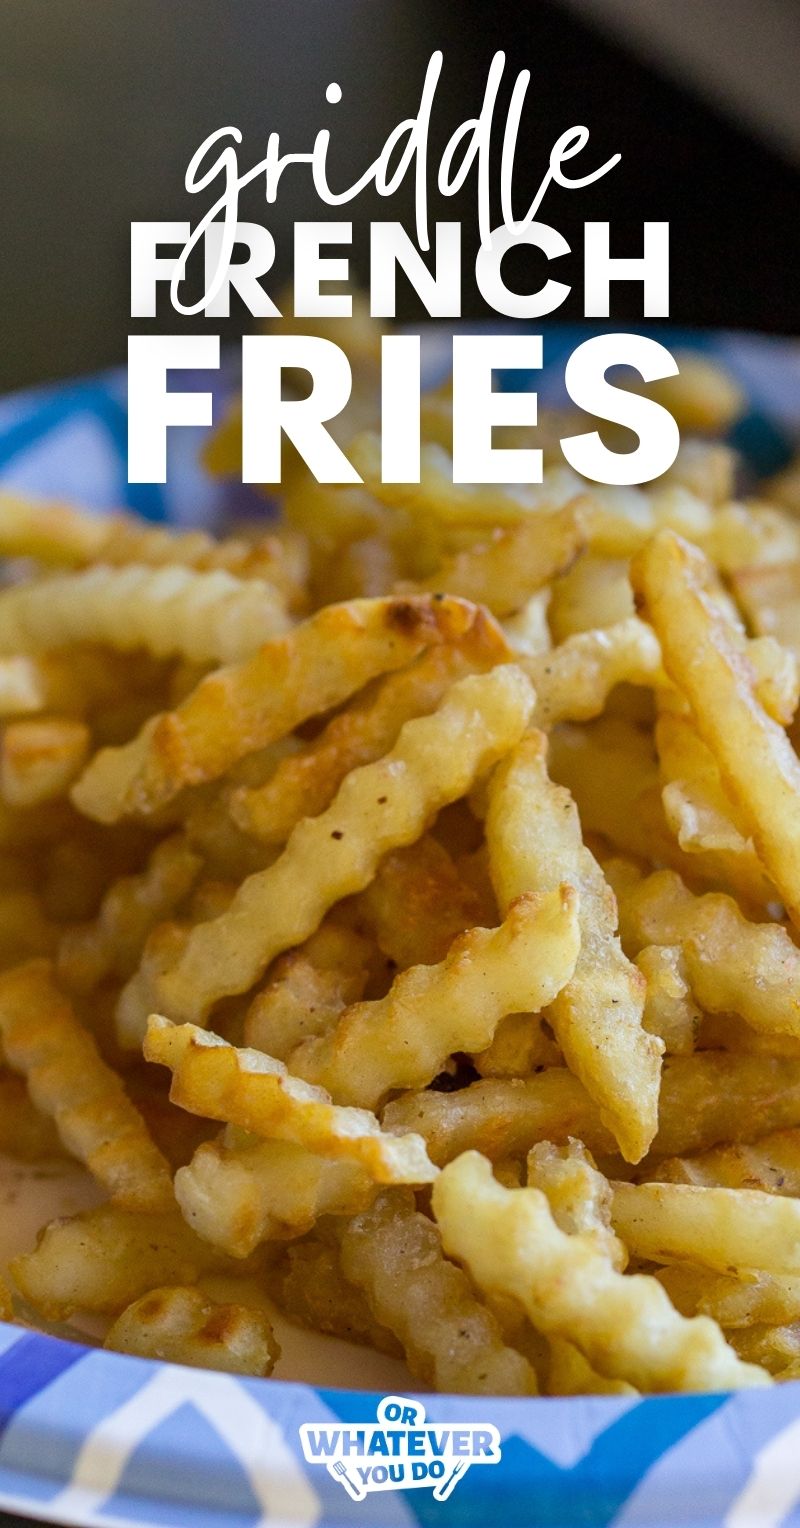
[4,323,800,1396]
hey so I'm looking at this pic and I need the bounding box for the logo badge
[299,1393,501,1501]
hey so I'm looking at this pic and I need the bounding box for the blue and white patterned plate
[0,328,799,1528]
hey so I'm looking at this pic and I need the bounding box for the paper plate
[0,328,799,1528]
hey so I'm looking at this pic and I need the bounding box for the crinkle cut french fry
[525,618,664,730]
[486,731,660,1163]
[0,961,172,1211]
[57,834,202,994]
[144,1017,438,1185]
[104,1285,280,1376]
[547,1336,637,1396]
[648,1126,800,1196]
[473,1011,562,1078]
[402,505,585,615]
[611,1180,800,1275]
[290,888,579,1108]
[124,665,534,1033]
[631,530,800,929]
[547,555,634,642]
[0,717,90,808]
[527,1139,626,1270]
[10,1204,240,1319]
[269,1233,401,1354]
[244,922,374,1060]
[0,565,291,666]
[655,1264,800,1330]
[338,1188,538,1394]
[433,1152,767,1391]
[352,834,490,970]
[382,1052,800,1167]
[174,1133,376,1257]
[0,492,309,603]
[616,868,800,1040]
[732,562,800,661]
[635,945,700,1056]
[72,592,493,823]
[231,613,510,844]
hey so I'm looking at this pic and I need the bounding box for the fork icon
[328,1460,367,1500]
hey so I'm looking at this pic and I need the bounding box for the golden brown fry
[72,593,490,823]
[486,732,660,1162]
[232,613,509,844]
[655,1265,800,1329]
[0,565,290,665]
[144,1017,437,1185]
[122,665,533,1033]
[433,1152,766,1391]
[244,922,374,1060]
[268,1233,401,1354]
[0,960,172,1210]
[616,868,800,1040]
[611,1180,800,1275]
[525,618,664,729]
[631,530,800,928]
[1,718,90,808]
[57,834,202,994]
[105,1285,280,1376]
[353,834,490,969]
[338,1189,538,1394]
[649,1126,800,1196]
[10,1204,239,1319]
[732,561,800,660]
[383,1052,800,1166]
[527,1139,626,1270]
[291,889,579,1108]
[635,945,701,1055]
[174,1133,376,1257]
[402,505,585,615]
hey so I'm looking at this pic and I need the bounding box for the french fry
[244,922,374,1059]
[732,561,800,659]
[631,530,800,928]
[0,493,308,605]
[338,1188,539,1394]
[10,1204,239,1319]
[502,589,552,657]
[269,1233,401,1354]
[174,1133,376,1257]
[649,1126,800,1196]
[655,1264,800,1329]
[104,1285,280,1376]
[616,868,800,1040]
[72,593,492,822]
[611,1181,800,1275]
[291,889,579,1108]
[547,1336,637,1397]
[231,614,509,844]
[525,618,664,729]
[473,1012,562,1078]
[548,555,635,642]
[402,505,585,615]
[634,945,700,1055]
[726,1324,800,1376]
[0,961,172,1210]
[0,657,52,718]
[57,834,202,994]
[527,1139,626,1270]
[0,564,291,664]
[123,665,534,1031]
[1,718,90,808]
[383,1052,800,1166]
[433,1152,766,1391]
[144,1017,438,1185]
[486,732,661,1162]
[352,835,490,970]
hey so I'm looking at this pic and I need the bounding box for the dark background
[0,0,798,395]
